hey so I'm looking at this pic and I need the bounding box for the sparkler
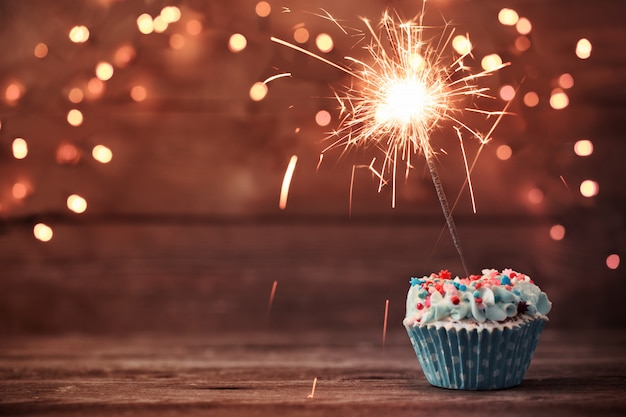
[271,5,508,272]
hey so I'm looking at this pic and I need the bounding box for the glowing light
[169,33,186,49]
[34,223,53,242]
[549,89,569,110]
[498,8,519,26]
[315,33,334,53]
[516,17,532,35]
[68,87,84,103]
[137,14,154,34]
[92,144,113,163]
[160,6,181,23]
[186,20,202,36]
[576,38,592,59]
[256,1,271,17]
[452,35,472,56]
[69,25,90,43]
[95,61,114,81]
[481,54,502,72]
[527,188,544,205]
[499,84,516,101]
[523,91,539,107]
[5,82,24,103]
[34,42,48,58]
[249,82,268,101]
[114,45,136,67]
[558,73,574,89]
[56,142,81,165]
[606,254,620,270]
[579,179,598,197]
[496,144,512,160]
[228,33,247,53]
[130,85,147,102]
[574,139,593,157]
[86,78,105,98]
[12,138,28,159]
[12,182,28,199]
[549,224,566,241]
[153,16,168,33]
[514,36,531,52]
[315,110,331,127]
[67,194,87,214]
[294,27,310,43]
[279,155,298,210]
[67,109,84,127]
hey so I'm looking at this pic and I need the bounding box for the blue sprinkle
[494,295,501,302]
[419,290,429,299]
[459,284,467,291]
[410,277,421,286]
[501,276,511,285]
[473,291,481,298]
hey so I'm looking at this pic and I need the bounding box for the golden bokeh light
[56,142,81,165]
[33,223,53,242]
[12,138,28,159]
[498,8,519,26]
[160,6,181,23]
[481,54,502,72]
[549,88,569,110]
[315,33,334,53]
[5,82,24,104]
[186,19,202,36]
[576,38,592,59]
[114,45,136,67]
[92,144,113,163]
[69,25,90,43]
[95,61,114,81]
[496,144,512,160]
[549,224,566,241]
[606,254,620,270]
[68,87,84,103]
[516,17,532,35]
[498,84,516,101]
[255,1,271,17]
[87,77,105,97]
[67,109,84,127]
[315,110,331,127]
[523,91,539,107]
[137,13,154,34]
[249,82,268,101]
[12,182,29,200]
[452,35,472,56]
[228,33,247,53]
[34,42,48,58]
[514,36,531,52]
[169,33,186,49]
[153,16,168,33]
[130,85,147,102]
[293,27,310,44]
[558,73,574,89]
[67,194,88,214]
[579,179,599,197]
[574,139,593,157]
[528,188,544,205]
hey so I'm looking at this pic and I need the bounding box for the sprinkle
[475,297,483,304]
[416,303,424,310]
[451,295,460,305]
[500,276,511,285]
[459,284,467,291]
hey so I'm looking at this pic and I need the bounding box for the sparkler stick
[272,6,506,269]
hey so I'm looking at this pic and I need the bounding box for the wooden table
[1,329,625,416]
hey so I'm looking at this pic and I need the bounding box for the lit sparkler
[272,5,508,272]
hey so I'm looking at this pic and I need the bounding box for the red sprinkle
[475,297,483,304]
[451,295,460,305]
[416,303,424,310]
[439,270,452,279]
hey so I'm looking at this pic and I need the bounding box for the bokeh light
[558,73,575,89]
[315,110,331,127]
[137,14,154,34]
[186,20,202,36]
[549,224,566,241]
[514,36,531,52]
[574,139,593,157]
[87,77,105,97]
[153,16,168,33]
[549,89,569,110]
[606,254,620,270]
[452,35,472,55]
[68,87,84,103]
[5,82,24,104]
[12,138,28,159]
[527,188,544,205]
[12,182,29,200]
[33,223,53,242]
[169,33,186,49]
[315,33,334,53]
[92,145,113,163]
[56,142,81,165]
[498,8,519,26]
[69,25,90,43]
[160,6,181,23]
[496,144,512,161]
[499,84,516,101]
[481,54,502,71]
[228,33,247,53]
[523,91,539,107]
[579,180,598,197]
[249,82,268,101]
[516,17,532,35]
[255,1,271,17]
[294,27,310,44]
[576,38,592,59]
[114,45,136,68]
[130,85,147,102]
[67,194,88,214]
[67,109,84,127]
[95,61,114,81]
[34,42,48,58]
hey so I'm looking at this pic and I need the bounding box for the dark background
[1,0,625,336]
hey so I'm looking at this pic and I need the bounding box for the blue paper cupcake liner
[405,318,546,390]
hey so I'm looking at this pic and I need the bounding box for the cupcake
[403,268,551,390]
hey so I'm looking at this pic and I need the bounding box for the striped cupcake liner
[405,318,546,390]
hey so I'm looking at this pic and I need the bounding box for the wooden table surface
[1,329,625,417]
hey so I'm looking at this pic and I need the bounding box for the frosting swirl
[403,268,551,326]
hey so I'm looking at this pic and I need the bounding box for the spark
[263,72,291,85]
[279,155,298,210]
[266,280,278,322]
[306,377,318,399]
[272,7,507,271]
[382,299,390,351]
